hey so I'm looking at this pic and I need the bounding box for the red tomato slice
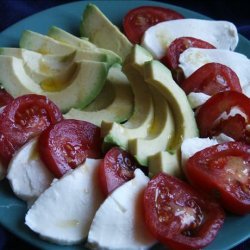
[144,173,225,250]
[123,6,184,44]
[185,141,250,214]
[99,147,138,196]
[181,63,242,96]
[161,37,215,71]
[0,89,14,107]
[0,94,63,167]
[38,119,102,178]
[196,91,250,143]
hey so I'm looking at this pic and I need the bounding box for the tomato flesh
[38,119,102,178]
[185,142,250,214]
[196,91,250,144]
[0,94,63,167]
[99,147,138,196]
[144,173,225,250]
[0,89,14,107]
[123,6,184,44]
[181,63,242,96]
[161,37,215,71]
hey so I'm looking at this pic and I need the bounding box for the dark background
[0,0,249,249]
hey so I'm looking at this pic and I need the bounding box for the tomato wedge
[0,89,14,107]
[0,94,63,167]
[161,37,215,71]
[123,6,184,44]
[185,141,250,214]
[99,147,138,196]
[144,173,225,250]
[38,119,102,178]
[196,91,250,143]
[181,63,242,96]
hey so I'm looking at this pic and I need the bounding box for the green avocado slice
[80,3,132,61]
[128,87,175,166]
[101,65,154,150]
[64,66,133,126]
[47,26,121,66]
[0,55,108,112]
[144,60,198,153]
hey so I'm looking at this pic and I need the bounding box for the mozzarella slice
[181,136,234,167]
[88,169,157,250]
[7,138,54,203]
[179,48,250,96]
[25,159,104,245]
[141,19,238,58]
[181,137,218,167]
[187,92,210,109]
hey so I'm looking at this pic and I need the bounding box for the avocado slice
[64,65,133,126]
[148,151,181,177]
[129,87,175,166]
[101,65,154,150]
[80,3,132,61]
[0,55,109,112]
[0,47,111,83]
[47,26,121,66]
[144,60,198,152]
[20,30,75,55]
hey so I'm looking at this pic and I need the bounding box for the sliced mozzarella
[141,19,238,58]
[187,92,210,109]
[181,137,218,167]
[88,169,157,250]
[7,138,54,203]
[25,159,104,245]
[213,133,234,144]
[179,48,250,96]
[181,136,234,167]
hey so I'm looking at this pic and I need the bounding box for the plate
[0,1,249,250]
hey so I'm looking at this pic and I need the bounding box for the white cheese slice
[181,136,234,167]
[179,48,250,96]
[187,92,210,109]
[7,138,54,203]
[25,159,104,245]
[141,19,238,59]
[181,137,218,167]
[88,169,157,250]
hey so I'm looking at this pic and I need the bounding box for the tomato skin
[0,89,14,107]
[123,6,184,44]
[99,147,138,196]
[0,94,63,167]
[185,142,250,215]
[196,91,250,143]
[181,63,242,96]
[144,173,225,250]
[161,37,215,71]
[39,119,102,178]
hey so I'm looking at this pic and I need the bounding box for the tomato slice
[0,89,14,107]
[0,94,63,167]
[185,141,250,214]
[161,37,215,71]
[38,119,102,178]
[181,63,242,95]
[144,173,225,250]
[196,91,250,143]
[123,6,184,44]
[99,147,138,196]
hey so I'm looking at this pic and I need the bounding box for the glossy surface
[0,1,249,250]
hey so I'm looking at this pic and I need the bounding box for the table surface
[0,0,249,249]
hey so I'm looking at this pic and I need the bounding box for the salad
[0,1,249,250]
